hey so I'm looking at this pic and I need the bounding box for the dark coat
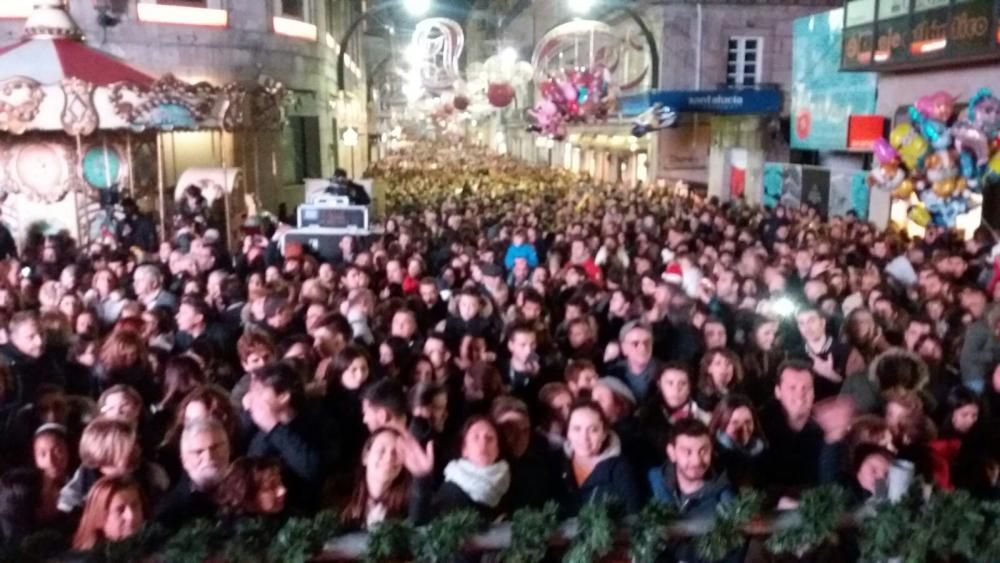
[557,435,643,517]
[153,474,216,529]
[245,411,324,512]
[648,462,741,563]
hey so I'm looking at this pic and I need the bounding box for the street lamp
[336,0,433,94]
[565,0,660,89]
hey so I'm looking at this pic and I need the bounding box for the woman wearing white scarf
[415,416,511,524]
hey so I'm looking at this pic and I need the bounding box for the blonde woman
[57,418,167,514]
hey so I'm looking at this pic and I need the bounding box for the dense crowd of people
[0,145,999,561]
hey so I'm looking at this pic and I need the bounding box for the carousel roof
[0,0,154,87]
[0,38,154,87]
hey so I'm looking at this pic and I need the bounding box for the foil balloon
[910,91,956,150]
[952,88,1000,188]
[921,190,969,227]
[631,103,677,137]
[908,204,931,227]
[925,150,967,198]
[867,139,907,194]
[889,122,929,171]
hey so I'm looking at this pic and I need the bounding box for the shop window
[281,116,322,185]
[726,36,763,87]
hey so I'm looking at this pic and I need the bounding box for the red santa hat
[662,262,683,285]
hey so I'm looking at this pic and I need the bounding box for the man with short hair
[606,321,662,402]
[760,360,851,501]
[361,379,408,432]
[0,312,64,405]
[648,419,738,562]
[501,321,552,403]
[132,263,177,312]
[244,362,323,511]
[793,306,850,399]
[155,418,230,528]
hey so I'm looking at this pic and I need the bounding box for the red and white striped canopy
[0,37,153,87]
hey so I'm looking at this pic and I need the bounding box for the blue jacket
[648,462,742,563]
[504,243,539,271]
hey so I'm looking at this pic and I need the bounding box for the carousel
[0,0,289,249]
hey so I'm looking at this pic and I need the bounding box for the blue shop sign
[619,89,783,117]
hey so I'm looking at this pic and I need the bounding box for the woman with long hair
[695,348,744,412]
[340,428,434,530]
[71,476,146,550]
[214,457,288,518]
[708,394,766,490]
[93,330,156,404]
[740,315,784,405]
[320,345,373,470]
[558,401,641,516]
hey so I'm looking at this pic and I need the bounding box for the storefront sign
[847,115,887,148]
[842,0,1000,70]
[792,9,878,150]
[619,89,782,117]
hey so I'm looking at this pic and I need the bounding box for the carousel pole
[252,132,261,201]
[219,131,232,251]
[74,134,86,244]
[101,135,112,191]
[156,133,166,242]
[125,133,135,197]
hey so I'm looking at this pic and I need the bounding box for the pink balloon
[873,138,899,164]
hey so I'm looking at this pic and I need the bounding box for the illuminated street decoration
[410,18,464,92]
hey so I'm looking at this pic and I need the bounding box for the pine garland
[365,518,415,563]
[410,508,483,563]
[563,498,615,563]
[766,485,848,557]
[159,519,220,563]
[499,501,560,563]
[36,482,1000,562]
[695,490,762,562]
[267,509,340,563]
[220,517,275,563]
[629,501,677,563]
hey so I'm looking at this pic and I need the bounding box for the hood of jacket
[868,347,929,392]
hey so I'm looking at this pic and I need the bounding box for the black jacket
[557,435,643,517]
[759,401,842,501]
[245,411,324,512]
[153,474,216,529]
[506,435,560,512]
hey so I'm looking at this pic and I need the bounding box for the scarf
[443,459,511,508]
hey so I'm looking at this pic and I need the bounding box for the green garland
[859,484,989,563]
[499,501,560,563]
[562,497,615,563]
[31,483,1000,562]
[365,518,415,563]
[629,501,677,563]
[766,485,848,557]
[410,508,483,563]
[695,490,762,562]
[267,509,340,563]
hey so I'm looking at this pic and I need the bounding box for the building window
[279,0,306,18]
[726,37,763,87]
[281,116,322,185]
